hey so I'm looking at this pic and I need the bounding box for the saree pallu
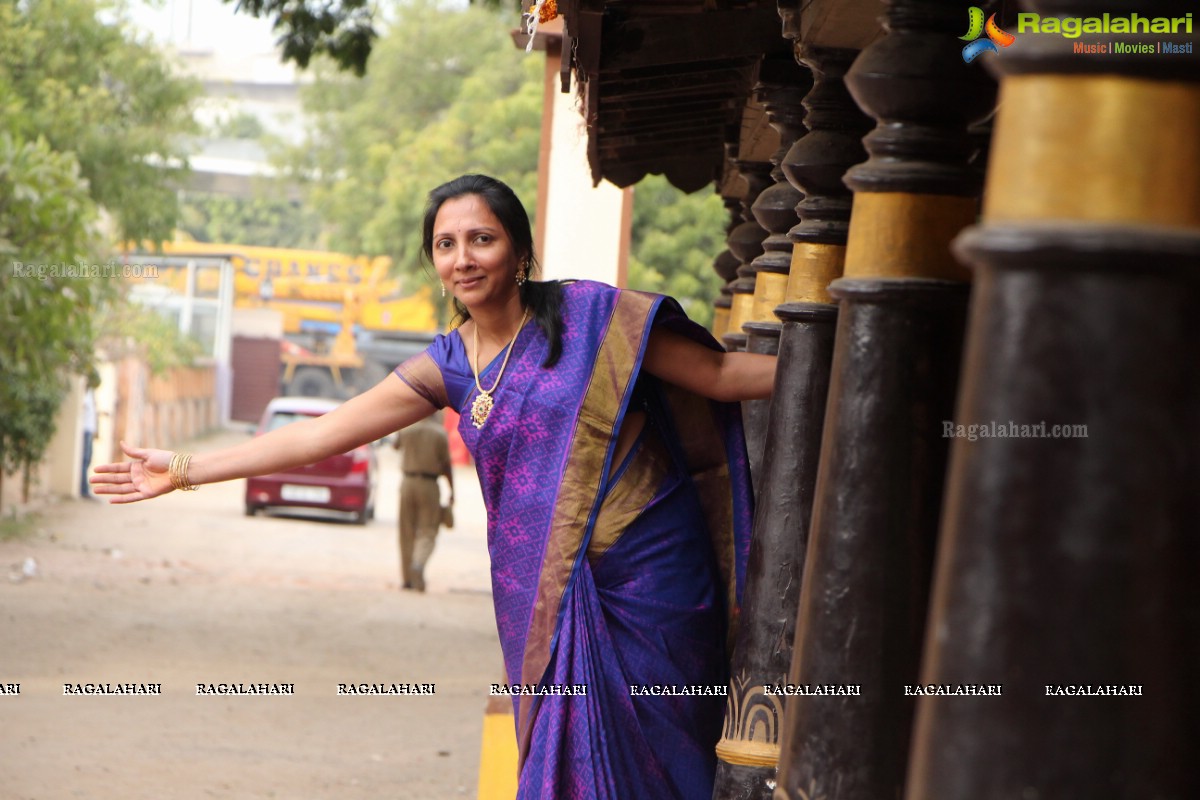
[396,280,753,799]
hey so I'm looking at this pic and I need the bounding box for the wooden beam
[598,6,789,72]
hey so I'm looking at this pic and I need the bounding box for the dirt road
[0,429,502,800]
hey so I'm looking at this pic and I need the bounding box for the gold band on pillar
[785,243,846,304]
[715,738,781,769]
[844,193,978,282]
[750,272,789,323]
[728,292,755,335]
[712,307,731,340]
[984,75,1200,228]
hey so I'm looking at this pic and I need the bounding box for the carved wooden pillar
[723,162,772,353]
[773,2,995,798]
[712,43,869,800]
[712,197,746,341]
[712,252,740,341]
[907,2,1200,798]
[742,55,812,495]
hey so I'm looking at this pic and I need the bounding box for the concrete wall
[0,360,219,519]
[537,35,633,288]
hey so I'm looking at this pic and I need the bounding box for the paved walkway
[0,427,502,800]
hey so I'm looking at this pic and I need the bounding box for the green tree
[227,0,378,76]
[177,192,323,249]
[0,0,199,502]
[0,134,105,504]
[1,0,198,245]
[287,0,542,280]
[627,175,727,329]
[222,0,529,76]
[212,111,268,140]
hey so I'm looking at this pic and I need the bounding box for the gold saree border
[515,290,657,768]
[586,429,670,563]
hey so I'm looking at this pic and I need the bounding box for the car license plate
[281,484,331,503]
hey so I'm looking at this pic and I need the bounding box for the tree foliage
[223,0,534,76]
[286,0,542,279]
[1,0,199,245]
[227,0,378,76]
[93,301,205,376]
[627,175,727,329]
[0,0,198,490]
[178,192,322,249]
[0,133,106,480]
[211,111,268,140]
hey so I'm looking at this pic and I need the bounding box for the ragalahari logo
[961,7,1015,62]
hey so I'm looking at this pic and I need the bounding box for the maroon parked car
[244,397,377,524]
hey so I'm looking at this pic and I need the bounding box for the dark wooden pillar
[711,251,740,342]
[722,162,772,354]
[712,197,746,341]
[742,55,812,496]
[773,2,994,798]
[906,2,1200,798]
[712,44,869,800]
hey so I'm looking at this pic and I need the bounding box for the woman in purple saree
[399,278,755,798]
[91,175,775,800]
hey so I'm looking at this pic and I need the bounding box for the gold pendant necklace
[470,308,530,429]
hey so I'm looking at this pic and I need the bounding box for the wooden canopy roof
[556,0,789,192]
[554,0,884,193]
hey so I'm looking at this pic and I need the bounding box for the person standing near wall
[393,411,454,591]
[80,369,100,500]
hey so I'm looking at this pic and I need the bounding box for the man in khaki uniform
[393,413,454,592]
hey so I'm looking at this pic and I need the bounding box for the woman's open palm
[91,442,176,503]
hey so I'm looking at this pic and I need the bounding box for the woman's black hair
[422,174,564,368]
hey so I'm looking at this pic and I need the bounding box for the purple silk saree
[395,281,753,799]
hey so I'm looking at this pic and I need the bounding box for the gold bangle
[169,452,198,491]
[181,453,197,491]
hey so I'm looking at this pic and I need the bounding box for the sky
[125,1,309,151]
[127,0,282,56]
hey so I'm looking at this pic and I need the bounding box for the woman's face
[431,194,522,311]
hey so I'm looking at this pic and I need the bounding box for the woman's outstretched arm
[642,328,777,403]
[91,373,437,504]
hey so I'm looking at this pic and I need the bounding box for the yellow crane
[125,241,439,398]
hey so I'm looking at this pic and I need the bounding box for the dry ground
[0,428,502,800]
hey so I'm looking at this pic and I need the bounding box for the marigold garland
[529,0,558,24]
[523,0,559,53]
